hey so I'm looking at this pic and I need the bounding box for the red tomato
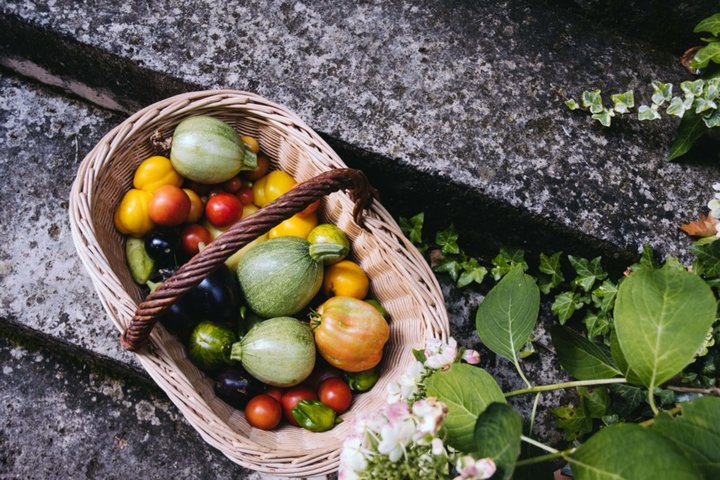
[148,185,190,226]
[280,387,317,426]
[205,193,243,227]
[236,188,254,205]
[318,377,352,414]
[297,199,321,217]
[222,176,244,193]
[242,154,270,181]
[179,224,212,255]
[245,394,282,430]
[266,387,284,402]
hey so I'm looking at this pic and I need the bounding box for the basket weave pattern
[69,90,450,476]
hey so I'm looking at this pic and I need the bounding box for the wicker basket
[69,90,450,476]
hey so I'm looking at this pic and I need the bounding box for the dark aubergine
[213,366,264,409]
[144,230,181,269]
[188,265,241,327]
[158,294,196,342]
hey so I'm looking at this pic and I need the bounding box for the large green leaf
[695,12,720,36]
[691,238,720,277]
[475,265,540,362]
[614,263,717,390]
[691,42,720,69]
[425,364,505,451]
[550,325,621,380]
[569,424,702,479]
[652,396,720,478]
[472,403,522,480]
[668,109,706,161]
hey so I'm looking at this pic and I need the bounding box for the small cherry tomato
[183,179,212,196]
[222,176,244,193]
[297,199,321,217]
[318,377,352,414]
[180,224,212,255]
[280,387,318,426]
[323,260,370,299]
[242,203,259,219]
[205,193,243,227]
[208,187,225,198]
[266,387,284,402]
[148,185,190,227]
[242,154,270,181]
[245,394,282,430]
[183,188,204,223]
[236,188,254,205]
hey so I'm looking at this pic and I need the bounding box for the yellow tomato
[240,135,260,154]
[323,260,369,299]
[183,188,204,223]
[268,212,318,239]
[133,156,183,192]
[114,189,154,237]
[252,170,297,207]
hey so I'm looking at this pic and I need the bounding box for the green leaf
[691,237,720,278]
[631,244,659,273]
[457,259,488,288]
[652,396,720,478]
[476,265,540,362]
[569,424,702,480]
[666,96,689,117]
[614,263,717,390]
[581,89,603,114]
[668,109,707,161]
[435,224,460,255]
[681,79,705,98]
[433,258,462,282]
[399,212,427,252]
[694,12,720,36]
[694,96,718,114]
[490,248,527,280]
[568,255,607,292]
[425,364,505,451]
[550,403,592,441]
[577,386,610,418]
[591,280,618,313]
[566,99,579,110]
[651,81,673,106]
[592,109,613,127]
[611,90,634,113]
[582,311,611,341]
[551,291,585,324]
[608,384,645,418]
[638,104,661,121]
[691,42,720,69]
[550,325,621,380]
[538,251,564,294]
[472,403,522,480]
[703,108,720,128]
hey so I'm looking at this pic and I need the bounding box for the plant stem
[515,449,576,468]
[528,393,541,436]
[513,355,532,389]
[667,385,720,396]
[640,406,682,427]
[505,378,627,397]
[648,387,659,416]
[520,435,558,454]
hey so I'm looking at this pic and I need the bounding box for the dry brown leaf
[680,213,718,237]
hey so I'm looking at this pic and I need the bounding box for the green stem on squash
[505,378,627,397]
[229,342,243,363]
[308,242,348,263]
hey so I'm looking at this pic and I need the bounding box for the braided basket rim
[68,90,450,476]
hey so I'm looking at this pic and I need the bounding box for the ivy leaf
[425,364,505,451]
[638,104,661,121]
[691,238,720,277]
[399,213,427,252]
[614,263,717,390]
[690,42,720,69]
[490,248,527,280]
[568,255,607,292]
[412,348,427,363]
[652,396,720,478]
[577,386,610,418]
[666,96,688,117]
[611,90,634,114]
[581,89,603,114]
[435,224,460,255]
[569,424,703,480]
[550,403,592,441]
[633,244,659,273]
[703,108,720,128]
[476,265,540,362]
[457,258,488,288]
[565,99,579,110]
[591,280,618,313]
[550,325,621,380]
[433,257,462,283]
[608,384,645,418]
[681,79,705,98]
[668,109,707,161]
[582,311,611,341]
[551,291,586,324]
[651,81,673,106]
[694,12,720,36]
[538,251,564,294]
[592,108,614,127]
[694,95,718,114]
[472,403,523,480]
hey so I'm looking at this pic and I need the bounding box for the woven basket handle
[120,168,376,352]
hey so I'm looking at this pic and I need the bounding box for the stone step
[2,0,717,268]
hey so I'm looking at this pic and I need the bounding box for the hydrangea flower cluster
[339,337,495,480]
[707,183,720,237]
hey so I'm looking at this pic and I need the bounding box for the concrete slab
[2,0,718,266]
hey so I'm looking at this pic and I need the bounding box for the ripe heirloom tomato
[222,175,244,193]
[245,394,282,430]
[318,377,352,414]
[323,260,369,299]
[311,297,390,372]
[236,188,254,205]
[148,185,190,227]
[205,192,243,227]
[180,224,212,255]
[183,188,204,223]
[265,387,284,402]
[242,154,270,181]
[280,387,317,426]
